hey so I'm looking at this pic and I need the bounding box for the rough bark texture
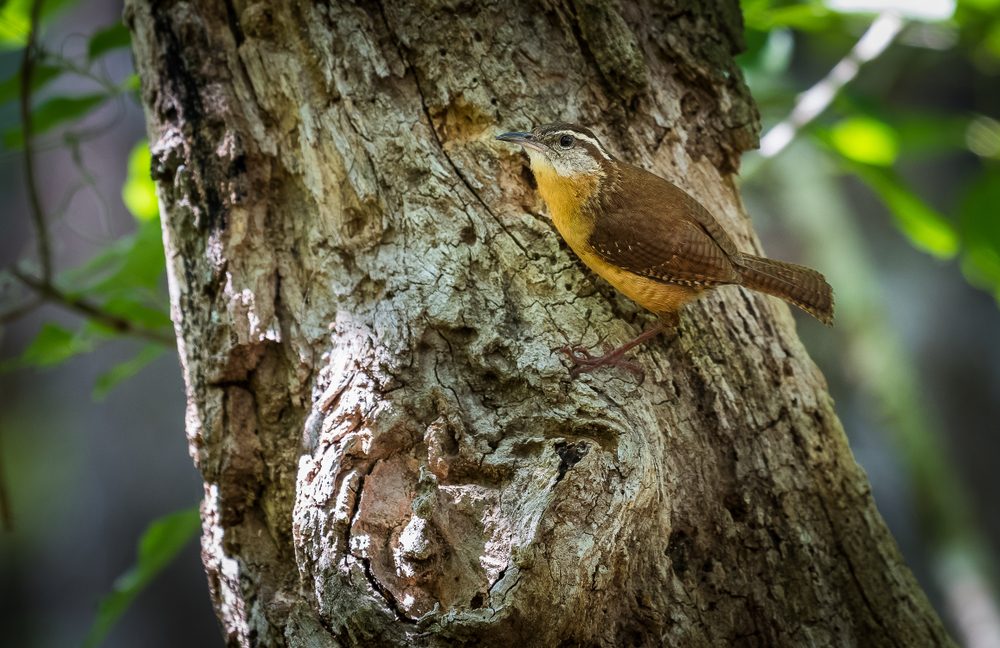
[126,1,953,646]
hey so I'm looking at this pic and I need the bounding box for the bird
[496,122,834,378]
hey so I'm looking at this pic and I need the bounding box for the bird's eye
[559,134,575,149]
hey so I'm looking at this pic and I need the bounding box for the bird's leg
[561,324,663,379]
[560,313,678,379]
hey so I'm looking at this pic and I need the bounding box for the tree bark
[126,1,954,646]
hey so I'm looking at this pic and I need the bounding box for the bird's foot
[559,344,645,381]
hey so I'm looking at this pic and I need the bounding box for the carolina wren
[497,123,833,378]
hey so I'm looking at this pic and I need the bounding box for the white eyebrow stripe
[550,130,611,160]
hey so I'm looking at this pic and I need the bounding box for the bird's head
[496,123,613,181]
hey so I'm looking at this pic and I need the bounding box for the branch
[19,0,52,284]
[758,12,905,159]
[10,268,175,346]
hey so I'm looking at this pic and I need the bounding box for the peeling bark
[126,1,953,646]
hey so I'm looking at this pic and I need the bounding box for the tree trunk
[125,1,953,646]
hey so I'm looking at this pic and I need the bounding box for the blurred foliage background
[0,0,998,646]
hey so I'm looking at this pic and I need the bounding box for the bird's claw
[558,345,645,382]
[560,345,596,362]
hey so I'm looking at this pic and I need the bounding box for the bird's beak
[496,131,546,152]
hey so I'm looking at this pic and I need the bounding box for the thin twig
[10,268,175,346]
[758,12,905,159]
[19,0,51,283]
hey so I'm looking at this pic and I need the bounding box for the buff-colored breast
[531,162,699,316]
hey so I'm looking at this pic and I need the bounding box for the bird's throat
[529,160,600,248]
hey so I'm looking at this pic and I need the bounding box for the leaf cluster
[741,0,1000,301]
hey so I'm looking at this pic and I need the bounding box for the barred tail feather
[737,255,835,325]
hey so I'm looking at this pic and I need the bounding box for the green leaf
[92,345,164,400]
[91,217,165,294]
[88,22,130,61]
[4,323,94,369]
[0,63,60,105]
[960,0,1000,10]
[0,0,32,47]
[60,216,166,297]
[3,92,108,148]
[122,141,159,221]
[743,1,839,31]
[123,73,140,93]
[0,0,77,49]
[830,116,899,166]
[83,507,201,648]
[959,169,1000,301]
[854,165,960,258]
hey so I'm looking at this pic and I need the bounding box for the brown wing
[588,164,742,287]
